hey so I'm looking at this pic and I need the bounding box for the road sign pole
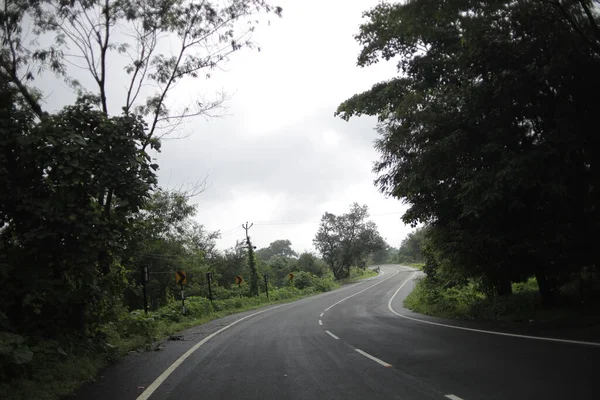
[238,282,242,299]
[264,274,269,299]
[181,283,185,314]
[141,265,149,314]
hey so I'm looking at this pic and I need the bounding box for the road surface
[72,265,597,400]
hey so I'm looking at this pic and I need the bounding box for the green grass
[1,272,374,400]
[338,267,378,285]
[404,276,600,329]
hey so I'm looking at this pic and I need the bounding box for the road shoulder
[391,272,600,346]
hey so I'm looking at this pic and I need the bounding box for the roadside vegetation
[338,1,600,329]
[0,0,388,398]
[1,266,375,400]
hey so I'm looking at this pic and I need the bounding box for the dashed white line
[325,330,340,340]
[354,348,392,367]
[320,312,324,317]
[445,395,464,400]
[324,267,404,312]
[318,320,323,326]
[387,272,600,348]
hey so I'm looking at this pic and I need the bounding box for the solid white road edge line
[445,395,464,400]
[319,320,323,326]
[355,349,392,367]
[387,272,600,348]
[136,304,287,400]
[325,330,340,340]
[323,267,406,312]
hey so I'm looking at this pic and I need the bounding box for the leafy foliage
[337,0,600,305]
[256,239,297,262]
[313,203,385,279]
[396,227,427,264]
[0,81,157,338]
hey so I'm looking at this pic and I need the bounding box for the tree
[256,239,297,262]
[337,0,600,304]
[313,203,385,279]
[1,0,282,280]
[1,0,282,131]
[369,243,396,265]
[397,227,427,263]
[212,241,248,289]
[296,252,327,277]
[123,189,219,309]
[0,83,157,336]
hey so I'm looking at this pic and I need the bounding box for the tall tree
[397,227,427,263]
[1,0,282,132]
[337,0,600,303]
[0,83,157,335]
[256,239,297,262]
[1,0,282,276]
[313,203,385,279]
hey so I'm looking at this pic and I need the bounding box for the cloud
[24,0,415,253]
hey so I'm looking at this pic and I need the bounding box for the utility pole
[242,222,259,296]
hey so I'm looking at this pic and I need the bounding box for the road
[73,265,597,400]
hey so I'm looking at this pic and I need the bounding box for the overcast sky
[35,0,415,253]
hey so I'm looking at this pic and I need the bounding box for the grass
[338,267,378,285]
[404,276,600,330]
[1,269,375,400]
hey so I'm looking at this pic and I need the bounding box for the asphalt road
[72,265,598,400]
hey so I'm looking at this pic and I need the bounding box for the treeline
[0,87,384,389]
[338,0,600,307]
[0,0,288,389]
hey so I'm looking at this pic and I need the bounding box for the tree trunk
[535,267,554,308]
[495,276,513,297]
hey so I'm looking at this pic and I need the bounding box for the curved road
[74,265,597,400]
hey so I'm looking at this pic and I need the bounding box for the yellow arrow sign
[288,273,294,281]
[235,275,243,285]
[176,270,187,285]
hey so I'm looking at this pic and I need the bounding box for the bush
[313,276,336,292]
[182,297,212,317]
[120,311,159,341]
[293,271,314,290]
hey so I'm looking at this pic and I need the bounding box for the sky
[32,0,416,253]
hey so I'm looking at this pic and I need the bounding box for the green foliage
[0,258,378,400]
[0,85,157,337]
[369,244,397,265]
[256,239,298,262]
[313,203,386,279]
[123,189,220,310]
[296,252,328,277]
[338,0,600,305]
[396,227,427,264]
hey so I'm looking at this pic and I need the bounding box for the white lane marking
[325,330,340,340]
[387,273,600,348]
[319,320,323,326]
[137,304,287,400]
[323,267,409,312]
[320,312,324,317]
[355,348,392,367]
[445,395,464,400]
